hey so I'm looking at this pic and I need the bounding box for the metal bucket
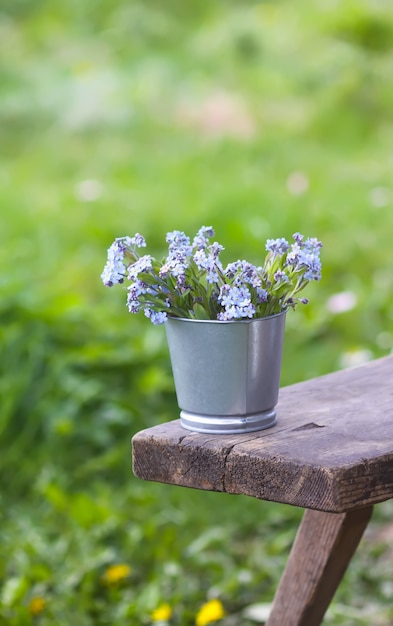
[165,310,286,434]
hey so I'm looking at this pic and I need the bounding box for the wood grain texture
[132,355,393,512]
[265,506,373,626]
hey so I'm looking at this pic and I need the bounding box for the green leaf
[137,272,159,286]
[192,303,211,320]
[1,577,29,607]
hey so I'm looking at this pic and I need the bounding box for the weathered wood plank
[132,355,393,512]
[265,506,373,626]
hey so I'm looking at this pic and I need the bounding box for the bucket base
[180,408,277,435]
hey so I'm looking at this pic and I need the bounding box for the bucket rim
[166,309,287,325]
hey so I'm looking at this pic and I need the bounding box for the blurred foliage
[1,0,393,623]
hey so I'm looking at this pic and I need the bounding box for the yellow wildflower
[151,603,172,622]
[102,563,131,585]
[195,599,226,626]
[28,596,46,616]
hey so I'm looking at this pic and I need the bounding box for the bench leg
[265,506,373,626]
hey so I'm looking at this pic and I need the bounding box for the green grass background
[1,0,393,624]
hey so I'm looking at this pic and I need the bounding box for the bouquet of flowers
[101,226,322,324]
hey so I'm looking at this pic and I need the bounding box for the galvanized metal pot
[165,310,286,434]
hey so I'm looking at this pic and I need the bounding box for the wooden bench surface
[132,355,393,513]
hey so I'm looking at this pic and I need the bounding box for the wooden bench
[132,355,393,625]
